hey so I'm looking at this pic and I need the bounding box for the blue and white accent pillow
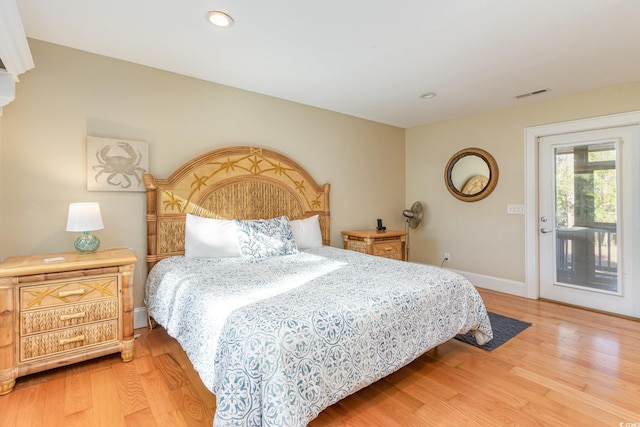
[235,216,298,260]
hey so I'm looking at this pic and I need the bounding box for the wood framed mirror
[444,147,499,202]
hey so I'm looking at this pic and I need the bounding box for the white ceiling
[15,0,640,128]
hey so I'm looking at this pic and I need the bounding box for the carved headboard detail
[143,146,331,270]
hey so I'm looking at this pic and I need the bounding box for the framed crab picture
[87,136,149,192]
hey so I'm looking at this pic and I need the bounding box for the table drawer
[372,241,402,257]
[20,298,118,335]
[20,276,118,310]
[20,319,118,361]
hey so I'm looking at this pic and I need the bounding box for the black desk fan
[402,201,423,261]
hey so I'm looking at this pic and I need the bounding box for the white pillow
[184,214,241,258]
[290,215,323,249]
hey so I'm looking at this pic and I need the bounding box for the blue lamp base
[74,231,100,254]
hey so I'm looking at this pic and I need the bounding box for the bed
[143,146,493,426]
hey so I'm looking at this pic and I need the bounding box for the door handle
[540,228,553,234]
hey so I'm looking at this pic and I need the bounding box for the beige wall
[406,81,640,286]
[0,39,405,313]
[5,39,640,311]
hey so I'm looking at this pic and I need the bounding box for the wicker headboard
[143,146,331,270]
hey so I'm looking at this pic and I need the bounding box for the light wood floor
[1,289,639,426]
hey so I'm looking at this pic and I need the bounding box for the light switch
[507,204,525,215]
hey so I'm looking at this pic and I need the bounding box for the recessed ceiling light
[207,11,234,28]
[419,92,437,99]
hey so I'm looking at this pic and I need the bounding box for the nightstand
[341,229,407,261]
[0,248,137,395]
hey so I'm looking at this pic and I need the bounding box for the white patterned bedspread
[145,246,492,427]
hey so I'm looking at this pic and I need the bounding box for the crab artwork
[93,141,146,189]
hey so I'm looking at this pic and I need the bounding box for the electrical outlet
[444,252,450,261]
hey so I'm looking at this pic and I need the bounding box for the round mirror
[444,147,498,202]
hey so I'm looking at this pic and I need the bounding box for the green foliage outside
[555,145,617,227]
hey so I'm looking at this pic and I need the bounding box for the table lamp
[66,202,104,254]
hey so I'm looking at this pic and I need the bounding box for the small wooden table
[0,248,137,394]
[341,229,407,261]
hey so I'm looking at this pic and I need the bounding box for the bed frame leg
[147,315,157,330]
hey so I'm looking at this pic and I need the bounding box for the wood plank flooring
[1,289,639,426]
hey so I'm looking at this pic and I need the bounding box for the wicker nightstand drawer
[20,298,118,335]
[20,276,118,311]
[372,241,403,258]
[20,320,118,361]
[341,229,407,261]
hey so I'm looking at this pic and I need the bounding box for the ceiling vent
[515,88,550,99]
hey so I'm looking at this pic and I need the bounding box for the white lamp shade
[66,202,104,232]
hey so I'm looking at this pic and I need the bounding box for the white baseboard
[451,269,528,298]
[134,307,148,329]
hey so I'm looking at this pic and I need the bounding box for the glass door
[553,142,618,292]
[539,126,638,316]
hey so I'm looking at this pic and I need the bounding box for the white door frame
[524,111,640,300]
